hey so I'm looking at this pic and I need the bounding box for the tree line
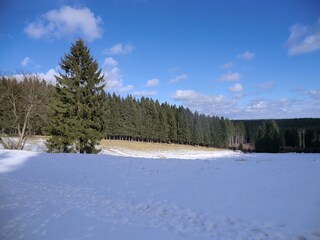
[104,93,246,148]
[1,39,320,153]
[2,75,319,153]
[239,119,320,153]
[0,77,246,149]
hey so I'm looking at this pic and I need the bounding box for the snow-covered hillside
[1,150,320,240]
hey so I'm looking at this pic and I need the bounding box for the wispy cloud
[103,57,118,67]
[172,90,224,108]
[20,57,41,69]
[286,17,320,56]
[21,57,31,67]
[241,98,304,119]
[229,83,243,93]
[103,62,133,93]
[132,90,157,97]
[0,33,13,40]
[168,67,180,74]
[302,89,320,100]
[171,87,320,119]
[170,74,188,83]
[104,43,134,55]
[219,71,241,82]
[172,89,250,117]
[237,51,255,60]
[221,62,233,69]
[24,6,102,41]
[257,81,274,90]
[145,78,159,87]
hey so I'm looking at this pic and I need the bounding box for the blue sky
[1,0,320,119]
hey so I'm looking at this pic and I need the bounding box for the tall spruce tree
[47,39,107,153]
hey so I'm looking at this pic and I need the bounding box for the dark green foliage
[158,103,169,143]
[102,93,320,152]
[103,93,246,148]
[255,120,281,153]
[239,118,320,152]
[192,112,202,145]
[166,104,178,143]
[2,48,319,154]
[176,106,188,144]
[46,39,107,153]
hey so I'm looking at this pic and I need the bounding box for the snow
[102,147,240,159]
[1,149,320,240]
[0,137,240,159]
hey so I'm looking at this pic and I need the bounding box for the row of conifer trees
[1,75,320,152]
[104,93,246,148]
[1,39,320,153]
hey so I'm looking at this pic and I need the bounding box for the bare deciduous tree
[0,74,50,150]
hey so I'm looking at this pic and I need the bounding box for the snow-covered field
[1,137,240,160]
[1,149,320,240]
[101,146,239,160]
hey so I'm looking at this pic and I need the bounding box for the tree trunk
[0,137,9,149]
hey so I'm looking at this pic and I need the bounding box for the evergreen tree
[184,108,193,145]
[177,106,188,144]
[210,117,222,147]
[201,114,211,146]
[255,122,267,152]
[166,104,178,143]
[158,103,169,143]
[255,120,281,153]
[47,39,107,153]
[192,111,202,145]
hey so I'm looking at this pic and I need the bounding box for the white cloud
[286,18,320,56]
[38,68,58,84]
[219,71,241,82]
[132,90,157,97]
[172,89,254,117]
[221,62,233,69]
[170,74,188,83]
[8,69,59,85]
[229,83,243,93]
[106,79,134,93]
[258,81,274,89]
[171,81,320,119]
[120,85,134,92]
[104,43,134,55]
[168,67,180,73]
[24,6,102,41]
[302,89,320,100]
[249,100,267,110]
[21,57,31,67]
[104,57,118,67]
[171,88,320,119]
[20,57,41,69]
[241,98,298,119]
[235,97,320,119]
[103,66,121,88]
[237,51,255,60]
[103,66,133,93]
[101,56,133,93]
[145,78,159,87]
[172,90,224,107]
